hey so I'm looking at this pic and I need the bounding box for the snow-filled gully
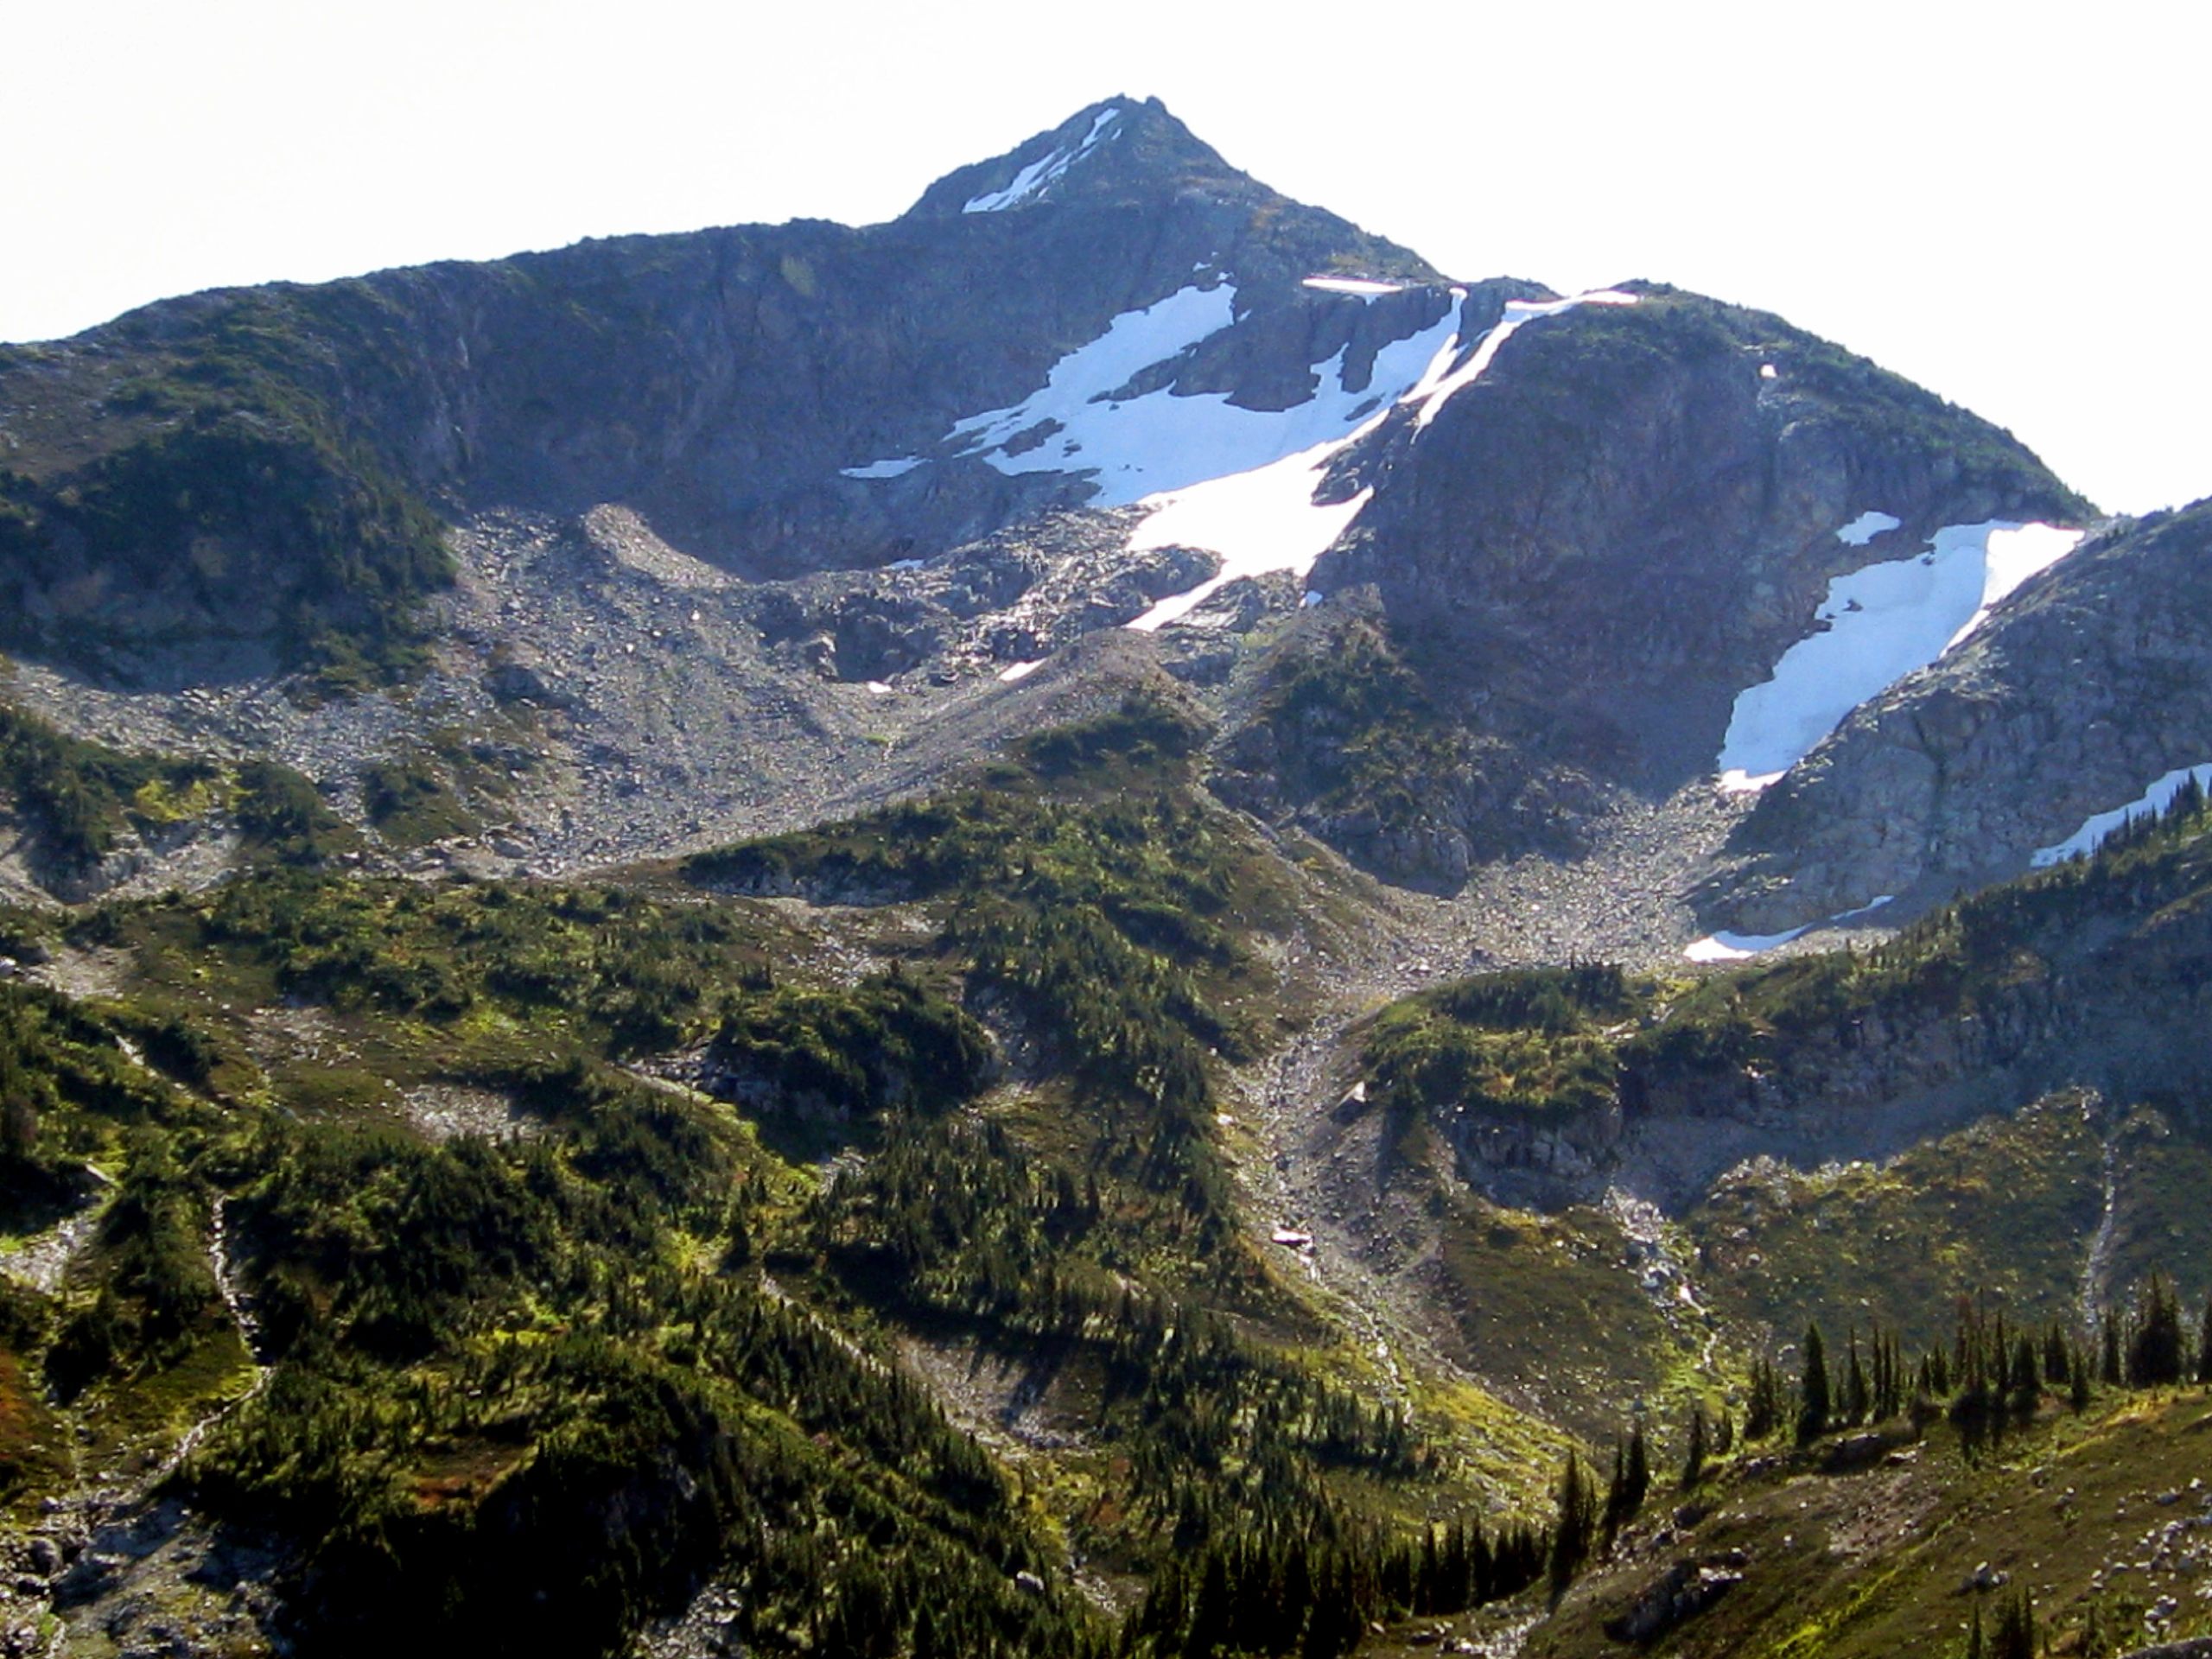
[1688,518,2088,963]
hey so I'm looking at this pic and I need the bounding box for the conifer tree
[2044,1323,2070,1387]
[1797,1324,1831,1445]
[1745,1359,1779,1441]
[1548,1452,1597,1597]
[2131,1272,2185,1387]
[2010,1334,2041,1415]
[1991,1587,2035,1659]
[1624,1423,1649,1520]
[1602,1441,1629,1548]
[1680,1402,1707,1491]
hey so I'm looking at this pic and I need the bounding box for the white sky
[3,0,2202,516]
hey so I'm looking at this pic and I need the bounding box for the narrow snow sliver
[963,106,1121,213]
[1684,894,1895,963]
[1411,289,1639,430]
[1301,276,1407,298]
[2031,763,2212,867]
[1715,520,2084,791]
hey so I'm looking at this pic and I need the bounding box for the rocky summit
[2,99,2209,1659]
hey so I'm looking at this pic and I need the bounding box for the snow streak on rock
[1300,276,1407,297]
[963,107,1121,213]
[1716,521,2085,791]
[2031,765,2212,867]
[1410,290,1640,431]
[1684,895,1893,963]
[947,283,1471,508]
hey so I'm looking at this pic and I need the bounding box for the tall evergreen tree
[1844,1328,1870,1425]
[1797,1324,1831,1445]
[1680,1402,1707,1491]
[1548,1452,1597,1598]
[1991,1588,2036,1659]
[2131,1272,2186,1387]
[1624,1422,1650,1518]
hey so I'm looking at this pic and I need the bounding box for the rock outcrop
[1313,287,2088,791]
[1706,499,2212,931]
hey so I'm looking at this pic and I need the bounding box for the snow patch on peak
[1715,520,2085,791]
[963,106,1122,213]
[1116,299,1466,629]
[1835,510,1900,546]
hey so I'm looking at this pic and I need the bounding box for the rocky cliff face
[1312,288,2088,792]
[1704,499,2212,932]
[1444,845,2212,1210]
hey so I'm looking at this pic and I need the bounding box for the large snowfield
[1123,290,1640,628]
[842,282,1645,633]
[943,282,1459,507]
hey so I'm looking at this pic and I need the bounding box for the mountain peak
[901,97,1438,287]
[906,96,1271,220]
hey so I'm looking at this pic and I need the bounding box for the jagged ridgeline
[0,97,1430,687]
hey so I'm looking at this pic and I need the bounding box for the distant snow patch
[864,681,893,696]
[2031,765,2212,867]
[963,106,1121,213]
[1835,510,1900,546]
[1715,521,2085,791]
[1301,276,1406,297]
[996,658,1044,683]
[1684,895,1894,963]
[841,457,924,480]
[1412,289,1639,431]
[1683,930,1798,963]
